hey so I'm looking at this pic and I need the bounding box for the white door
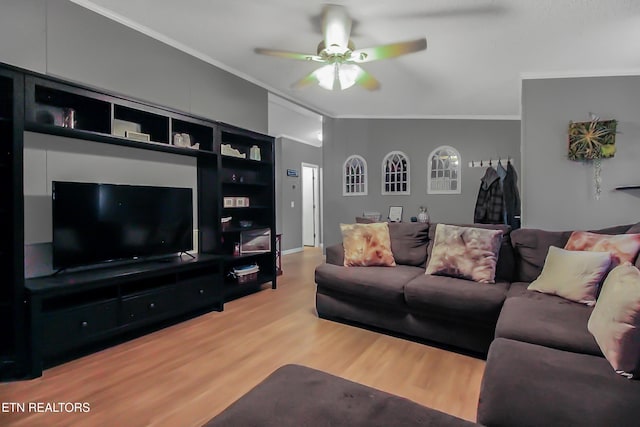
[302,163,319,247]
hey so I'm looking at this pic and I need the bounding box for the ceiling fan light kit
[255,4,427,91]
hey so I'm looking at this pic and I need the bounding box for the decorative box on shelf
[124,130,150,142]
[223,197,250,208]
[235,197,250,207]
[221,143,246,158]
[231,264,260,284]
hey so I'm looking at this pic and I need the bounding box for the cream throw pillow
[425,224,502,283]
[527,246,611,306]
[340,223,396,267]
[588,262,640,378]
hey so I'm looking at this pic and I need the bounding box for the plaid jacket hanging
[474,167,504,224]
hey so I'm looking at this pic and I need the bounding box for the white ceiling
[72,0,640,119]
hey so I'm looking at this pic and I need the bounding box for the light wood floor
[0,248,484,426]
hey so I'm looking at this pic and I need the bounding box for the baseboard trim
[282,247,304,255]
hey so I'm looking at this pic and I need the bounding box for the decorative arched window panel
[343,155,368,196]
[381,151,410,195]
[427,146,461,194]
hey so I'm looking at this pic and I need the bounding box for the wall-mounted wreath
[568,118,617,199]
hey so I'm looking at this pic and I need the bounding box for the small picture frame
[388,206,403,222]
[240,228,271,254]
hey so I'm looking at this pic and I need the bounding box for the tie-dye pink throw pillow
[425,224,503,283]
[340,223,396,267]
[564,231,640,268]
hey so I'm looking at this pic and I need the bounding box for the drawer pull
[81,321,88,328]
[149,302,155,309]
[199,289,205,295]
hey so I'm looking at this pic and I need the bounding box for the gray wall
[0,0,268,133]
[322,118,521,247]
[522,75,640,230]
[276,137,323,251]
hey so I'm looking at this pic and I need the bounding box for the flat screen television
[52,181,193,269]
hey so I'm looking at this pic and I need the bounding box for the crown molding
[521,69,640,80]
[275,133,322,147]
[268,94,323,121]
[334,114,521,121]
[69,0,333,116]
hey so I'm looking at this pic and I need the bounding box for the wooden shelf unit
[218,124,277,301]
[0,67,25,380]
[0,62,276,379]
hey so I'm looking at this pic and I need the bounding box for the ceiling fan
[255,4,427,91]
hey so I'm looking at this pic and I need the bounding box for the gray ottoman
[204,364,478,427]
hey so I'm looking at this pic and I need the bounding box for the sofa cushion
[427,223,514,282]
[315,263,424,306]
[510,228,572,282]
[588,262,640,378]
[511,223,640,282]
[505,281,530,298]
[495,293,601,356]
[388,222,430,266]
[404,274,509,324]
[340,223,396,267]
[478,338,640,427]
[205,364,479,427]
[325,243,345,266]
[527,246,611,306]
[426,224,503,284]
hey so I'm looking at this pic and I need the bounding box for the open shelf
[222,225,269,234]
[220,252,270,261]
[223,205,270,211]
[171,117,215,152]
[221,181,269,187]
[113,104,169,144]
[221,155,271,167]
[30,79,111,134]
[24,122,216,159]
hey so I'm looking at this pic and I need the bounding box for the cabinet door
[178,275,221,310]
[121,286,177,326]
[41,299,118,357]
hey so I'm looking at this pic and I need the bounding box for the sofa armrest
[325,243,344,266]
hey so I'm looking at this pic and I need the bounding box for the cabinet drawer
[121,287,176,325]
[178,276,221,309]
[42,299,118,357]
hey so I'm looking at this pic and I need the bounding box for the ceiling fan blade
[354,67,381,91]
[322,4,352,51]
[254,48,324,62]
[292,69,322,90]
[351,38,427,63]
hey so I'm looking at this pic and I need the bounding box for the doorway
[302,163,320,247]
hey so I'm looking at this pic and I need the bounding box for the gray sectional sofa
[314,221,640,426]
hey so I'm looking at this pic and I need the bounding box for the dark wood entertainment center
[0,62,276,380]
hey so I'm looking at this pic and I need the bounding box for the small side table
[275,233,282,276]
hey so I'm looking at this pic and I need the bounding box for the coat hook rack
[468,157,512,168]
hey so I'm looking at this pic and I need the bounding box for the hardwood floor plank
[0,248,485,426]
